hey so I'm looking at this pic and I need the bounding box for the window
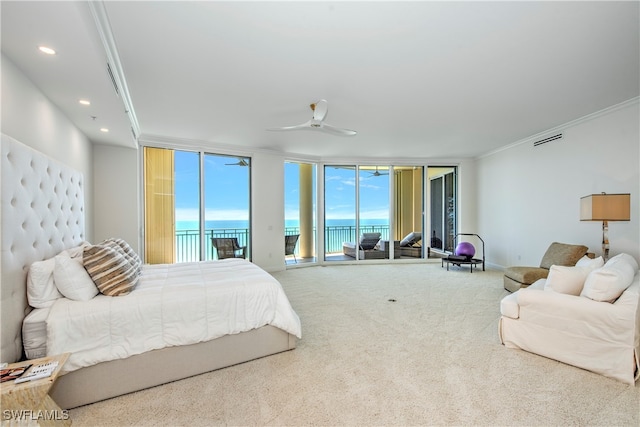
[284,161,317,264]
[143,147,251,263]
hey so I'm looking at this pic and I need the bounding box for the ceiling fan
[225,158,249,166]
[367,166,389,177]
[267,99,357,137]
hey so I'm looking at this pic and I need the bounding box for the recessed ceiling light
[79,99,91,106]
[100,128,109,133]
[38,46,56,55]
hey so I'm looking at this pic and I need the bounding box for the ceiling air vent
[106,62,120,96]
[533,133,563,147]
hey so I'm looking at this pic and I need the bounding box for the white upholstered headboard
[1,134,85,363]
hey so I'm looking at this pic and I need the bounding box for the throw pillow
[104,238,142,273]
[575,255,604,269]
[605,253,639,272]
[544,265,592,296]
[83,243,139,296]
[53,253,99,301]
[27,257,63,308]
[581,262,636,303]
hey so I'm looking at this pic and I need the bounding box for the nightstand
[1,353,71,426]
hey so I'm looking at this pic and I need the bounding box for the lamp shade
[580,193,630,221]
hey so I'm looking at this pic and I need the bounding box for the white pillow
[576,255,604,269]
[61,241,90,258]
[581,262,636,303]
[53,253,99,301]
[27,258,63,308]
[605,253,639,272]
[544,265,592,296]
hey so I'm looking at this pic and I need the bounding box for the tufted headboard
[1,134,85,363]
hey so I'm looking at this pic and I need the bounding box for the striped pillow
[83,243,139,296]
[104,238,142,273]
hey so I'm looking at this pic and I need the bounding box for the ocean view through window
[144,147,251,264]
[174,219,390,263]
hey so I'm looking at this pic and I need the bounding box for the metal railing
[176,225,390,263]
[176,228,250,263]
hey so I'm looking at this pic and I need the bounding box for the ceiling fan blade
[320,123,357,137]
[267,120,313,132]
[312,99,328,121]
[225,158,249,166]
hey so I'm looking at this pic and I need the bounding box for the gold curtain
[143,147,175,264]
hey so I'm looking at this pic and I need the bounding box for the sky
[174,151,392,224]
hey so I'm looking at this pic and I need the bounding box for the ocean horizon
[177,218,389,231]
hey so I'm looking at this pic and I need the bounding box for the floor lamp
[580,193,630,261]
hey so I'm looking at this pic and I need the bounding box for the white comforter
[46,259,301,372]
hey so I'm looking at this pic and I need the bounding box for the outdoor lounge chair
[285,234,300,263]
[343,232,383,259]
[212,237,246,259]
[399,231,422,257]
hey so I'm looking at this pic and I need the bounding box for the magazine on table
[0,364,32,383]
[13,361,59,384]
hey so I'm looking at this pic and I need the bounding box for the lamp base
[602,220,609,262]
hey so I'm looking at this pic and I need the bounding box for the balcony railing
[176,225,389,263]
[176,228,250,263]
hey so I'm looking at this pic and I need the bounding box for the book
[0,364,32,383]
[13,361,58,384]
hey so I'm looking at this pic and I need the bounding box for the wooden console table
[1,353,71,426]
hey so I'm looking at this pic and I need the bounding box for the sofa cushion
[539,242,588,269]
[576,255,604,269]
[605,253,639,272]
[504,266,549,284]
[544,265,592,296]
[581,262,636,303]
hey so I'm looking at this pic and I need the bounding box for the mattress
[45,258,301,372]
[22,307,50,359]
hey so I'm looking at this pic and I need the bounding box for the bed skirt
[51,325,297,409]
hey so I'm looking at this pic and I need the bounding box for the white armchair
[499,253,640,385]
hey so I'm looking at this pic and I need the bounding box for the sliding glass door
[284,161,317,264]
[204,155,251,260]
[323,164,428,261]
[143,146,251,263]
[428,167,457,254]
[394,166,425,258]
[324,166,357,261]
[358,166,391,260]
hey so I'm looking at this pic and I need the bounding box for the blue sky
[174,151,390,224]
[174,151,251,223]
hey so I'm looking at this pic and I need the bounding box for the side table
[1,353,71,426]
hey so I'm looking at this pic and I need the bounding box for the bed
[1,134,301,409]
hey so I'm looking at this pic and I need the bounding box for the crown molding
[478,96,639,159]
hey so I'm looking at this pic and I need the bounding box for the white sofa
[499,253,640,385]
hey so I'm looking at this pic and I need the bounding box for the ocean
[177,218,389,231]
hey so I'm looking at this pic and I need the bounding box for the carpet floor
[70,263,639,426]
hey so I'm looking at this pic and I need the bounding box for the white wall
[93,144,140,251]
[476,100,639,268]
[251,152,286,272]
[1,54,95,241]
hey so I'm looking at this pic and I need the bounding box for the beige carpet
[70,263,639,426]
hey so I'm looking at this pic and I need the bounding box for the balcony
[175,225,390,263]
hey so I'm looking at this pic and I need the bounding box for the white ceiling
[2,1,639,160]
